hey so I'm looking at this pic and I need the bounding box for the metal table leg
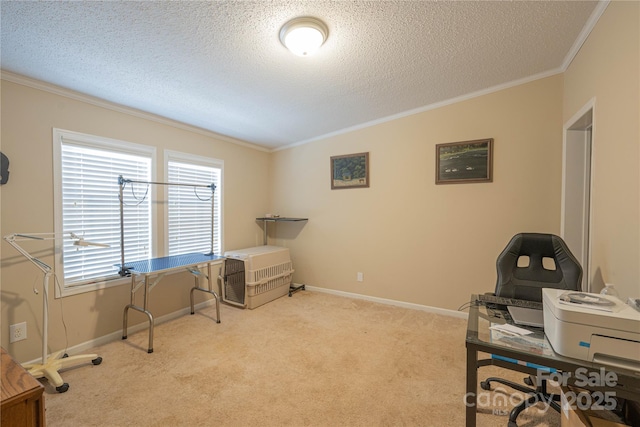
[189,262,221,323]
[122,275,155,353]
[466,344,478,427]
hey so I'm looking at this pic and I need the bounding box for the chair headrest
[495,233,583,301]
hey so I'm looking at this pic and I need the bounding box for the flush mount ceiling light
[279,17,328,57]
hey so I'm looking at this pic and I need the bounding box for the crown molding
[0,70,270,153]
[275,67,563,152]
[561,0,610,71]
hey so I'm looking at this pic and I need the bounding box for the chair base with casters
[481,375,560,427]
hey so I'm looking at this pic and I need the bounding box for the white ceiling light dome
[279,17,328,57]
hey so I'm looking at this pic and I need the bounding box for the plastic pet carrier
[222,246,293,309]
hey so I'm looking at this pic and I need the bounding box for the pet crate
[222,245,293,309]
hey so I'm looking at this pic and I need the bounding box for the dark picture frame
[331,152,369,189]
[435,138,493,184]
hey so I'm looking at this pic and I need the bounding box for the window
[166,151,223,256]
[53,129,155,295]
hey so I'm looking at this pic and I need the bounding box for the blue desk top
[116,253,224,275]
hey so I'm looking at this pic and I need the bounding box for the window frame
[53,128,157,297]
[164,150,224,257]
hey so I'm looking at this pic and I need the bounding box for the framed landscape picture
[331,152,369,189]
[435,138,493,184]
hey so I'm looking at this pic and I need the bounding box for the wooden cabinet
[1,347,45,427]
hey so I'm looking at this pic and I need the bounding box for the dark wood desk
[465,295,640,427]
[1,347,45,427]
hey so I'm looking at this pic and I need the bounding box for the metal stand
[289,283,306,297]
[255,217,309,296]
[120,253,223,353]
[3,233,104,392]
[118,175,217,276]
[122,273,156,353]
[256,217,308,245]
[188,263,221,320]
[118,176,220,353]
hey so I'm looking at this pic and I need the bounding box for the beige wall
[563,1,639,300]
[2,2,638,363]
[0,80,270,361]
[269,75,565,310]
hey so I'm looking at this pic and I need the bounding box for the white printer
[542,288,640,372]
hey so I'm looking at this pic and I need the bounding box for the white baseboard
[25,299,216,365]
[26,287,467,364]
[303,285,469,319]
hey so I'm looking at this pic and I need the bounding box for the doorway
[562,101,594,291]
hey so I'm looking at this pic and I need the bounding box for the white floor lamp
[3,232,106,393]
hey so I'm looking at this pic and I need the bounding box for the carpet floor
[44,290,560,426]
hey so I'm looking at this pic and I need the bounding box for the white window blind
[56,131,153,289]
[167,159,221,256]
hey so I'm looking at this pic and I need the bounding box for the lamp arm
[3,232,110,276]
[3,234,53,275]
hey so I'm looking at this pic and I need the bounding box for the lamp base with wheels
[23,350,103,393]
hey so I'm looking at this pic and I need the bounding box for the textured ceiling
[1,1,601,150]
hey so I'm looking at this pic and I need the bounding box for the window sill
[55,276,130,298]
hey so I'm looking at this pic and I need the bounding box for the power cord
[458,300,480,311]
[53,274,70,354]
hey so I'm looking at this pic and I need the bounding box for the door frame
[561,98,595,292]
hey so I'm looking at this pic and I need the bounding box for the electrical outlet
[9,322,27,343]
[357,272,364,282]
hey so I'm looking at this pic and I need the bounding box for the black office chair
[481,233,583,427]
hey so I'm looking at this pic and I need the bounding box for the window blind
[167,160,221,256]
[60,142,151,285]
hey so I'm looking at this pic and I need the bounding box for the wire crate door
[222,258,245,307]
